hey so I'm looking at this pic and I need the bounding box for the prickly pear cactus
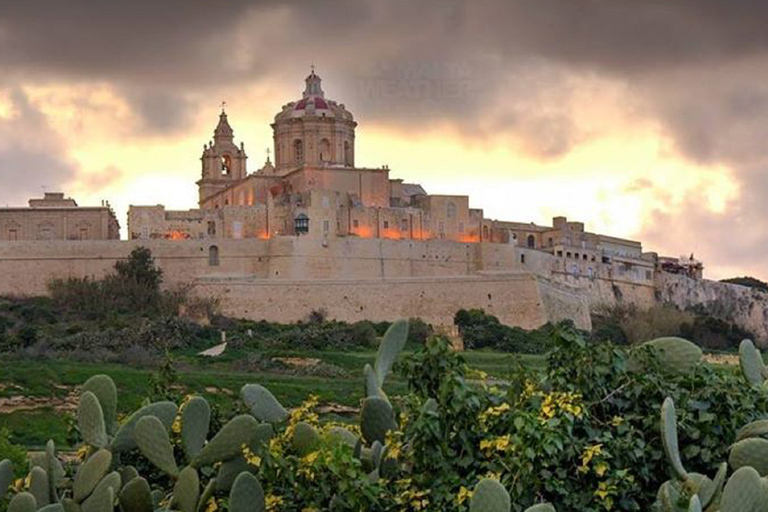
[181,396,211,461]
[469,478,511,512]
[229,472,265,512]
[82,374,118,435]
[73,448,112,502]
[729,437,768,476]
[78,391,108,448]
[291,421,320,456]
[0,458,13,501]
[240,384,288,423]
[634,337,702,376]
[110,401,178,452]
[119,476,153,512]
[360,396,397,445]
[8,492,37,512]
[192,414,259,468]
[173,466,200,512]
[719,466,768,512]
[524,505,556,512]
[28,466,50,508]
[661,397,688,480]
[135,415,179,477]
[739,339,765,386]
[373,319,409,386]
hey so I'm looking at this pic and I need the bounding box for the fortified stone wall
[3,237,762,341]
[657,273,768,345]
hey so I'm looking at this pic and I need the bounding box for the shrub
[721,275,768,292]
[0,428,27,477]
[454,308,558,353]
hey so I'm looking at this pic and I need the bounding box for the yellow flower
[579,444,603,472]
[205,497,218,512]
[610,416,624,427]
[595,461,609,477]
[266,494,284,512]
[242,444,262,467]
[456,486,473,505]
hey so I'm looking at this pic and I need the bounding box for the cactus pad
[181,396,211,461]
[241,384,288,423]
[719,466,768,512]
[77,391,108,449]
[193,414,258,468]
[229,472,265,512]
[111,401,178,452]
[361,396,397,445]
[740,339,765,386]
[173,466,200,512]
[8,493,37,512]
[737,419,768,442]
[661,397,688,480]
[80,484,113,512]
[215,456,253,492]
[291,421,320,456]
[0,459,14,501]
[119,477,153,512]
[325,426,358,449]
[469,478,511,512]
[37,505,65,512]
[524,505,556,512]
[82,375,118,436]
[135,415,179,477]
[729,437,768,476]
[29,466,50,508]
[73,448,112,502]
[636,337,702,376]
[374,319,409,386]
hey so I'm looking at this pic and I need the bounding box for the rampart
[1,237,762,342]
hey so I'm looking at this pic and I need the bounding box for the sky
[0,0,766,280]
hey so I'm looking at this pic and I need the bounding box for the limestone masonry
[1,70,766,341]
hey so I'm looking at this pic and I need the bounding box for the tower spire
[303,65,324,98]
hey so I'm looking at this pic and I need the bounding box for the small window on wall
[401,219,408,231]
[294,139,304,163]
[482,225,489,240]
[353,219,359,228]
[294,214,309,234]
[527,234,535,248]
[207,221,216,237]
[520,254,526,264]
[447,202,456,218]
[323,220,330,233]
[383,220,389,229]
[208,246,220,266]
[79,227,89,240]
[8,229,18,241]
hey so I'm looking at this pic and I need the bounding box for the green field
[0,348,544,449]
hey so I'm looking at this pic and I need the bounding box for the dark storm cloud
[0,89,79,206]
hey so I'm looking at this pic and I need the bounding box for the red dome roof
[294,96,329,111]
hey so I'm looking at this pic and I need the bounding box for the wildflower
[456,486,473,505]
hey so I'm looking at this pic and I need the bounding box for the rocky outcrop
[658,273,768,345]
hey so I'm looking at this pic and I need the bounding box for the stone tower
[197,109,248,205]
[271,68,357,174]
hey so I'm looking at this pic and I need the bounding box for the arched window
[208,245,219,266]
[319,139,330,162]
[221,155,232,176]
[447,202,456,219]
[294,214,309,234]
[482,225,489,240]
[294,139,304,164]
[344,141,352,166]
[527,234,535,248]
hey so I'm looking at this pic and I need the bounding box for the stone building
[124,69,684,287]
[0,192,120,241]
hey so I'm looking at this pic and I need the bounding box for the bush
[454,308,559,353]
[0,428,27,477]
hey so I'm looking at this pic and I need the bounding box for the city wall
[0,237,593,329]
[5,237,760,340]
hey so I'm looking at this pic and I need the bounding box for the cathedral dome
[274,69,354,122]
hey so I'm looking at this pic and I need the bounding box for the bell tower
[197,108,248,205]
